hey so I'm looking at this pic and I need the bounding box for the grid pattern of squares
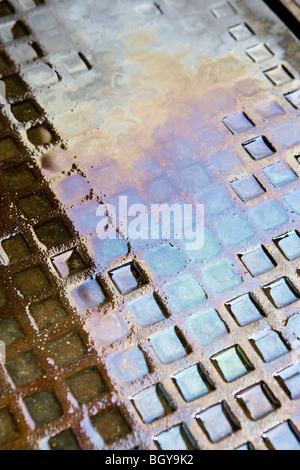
[0,0,299,451]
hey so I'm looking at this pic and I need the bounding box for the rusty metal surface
[0,0,299,450]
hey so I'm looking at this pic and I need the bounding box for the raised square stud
[239,245,276,277]
[67,367,107,405]
[276,363,300,400]
[34,219,71,249]
[71,279,106,312]
[0,1,15,17]
[108,347,149,383]
[231,175,265,202]
[109,262,146,294]
[236,382,280,421]
[196,402,240,443]
[52,249,87,279]
[263,161,298,187]
[6,351,43,387]
[263,421,300,451]
[242,136,275,160]
[62,53,89,74]
[91,408,130,445]
[155,425,196,450]
[211,2,236,19]
[285,89,300,109]
[246,43,274,63]
[225,293,263,326]
[273,231,300,261]
[235,442,254,451]
[187,308,228,346]
[211,345,254,382]
[144,245,185,278]
[27,124,55,146]
[264,65,294,86]
[128,293,166,327]
[262,277,299,308]
[3,75,26,98]
[0,316,24,345]
[150,328,187,364]
[251,330,289,362]
[254,101,286,121]
[132,385,174,424]
[228,23,254,41]
[173,364,214,402]
[222,112,254,135]
[0,408,19,446]
[47,331,86,367]
[3,163,36,192]
[0,136,21,161]
[24,388,62,427]
[217,215,254,245]
[24,64,59,88]
[285,190,300,214]
[11,100,41,123]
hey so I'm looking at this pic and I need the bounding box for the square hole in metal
[0,1,14,17]
[29,298,68,330]
[67,367,107,405]
[128,293,166,327]
[3,163,36,192]
[24,388,62,427]
[196,402,240,443]
[222,112,254,135]
[109,262,146,295]
[132,384,174,424]
[0,408,19,446]
[203,260,242,294]
[251,330,289,363]
[52,248,87,279]
[187,308,228,346]
[263,161,298,187]
[264,65,294,86]
[173,364,214,402]
[27,124,55,146]
[49,429,80,451]
[276,363,300,400]
[0,316,24,345]
[71,278,106,312]
[262,277,299,308]
[11,100,42,123]
[239,245,276,277]
[3,75,26,98]
[285,89,300,109]
[242,136,275,160]
[0,137,21,161]
[19,191,52,218]
[231,175,265,202]
[155,424,196,451]
[228,23,254,41]
[13,266,50,297]
[225,293,263,326]
[273,231,300,261]
[251,201,288,230]
[263,421,300,451]
[47,331,86,368]
[285,190,300,215]
[236,382,280,421]
[91,408,130,445]
[108,347,149,384]
[211,2,236,18]
[34,219,71,249]
[6,351,43,387]
[150,327,187,364]
[246,43,274,62]
[164,274,207,312]
[211,345,254,382]
[1,234,30,264]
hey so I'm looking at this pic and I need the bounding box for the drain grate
[0,0,299,451]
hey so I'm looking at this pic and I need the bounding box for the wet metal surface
[0,0,299,450]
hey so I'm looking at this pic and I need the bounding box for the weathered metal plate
[0,0,299,450]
